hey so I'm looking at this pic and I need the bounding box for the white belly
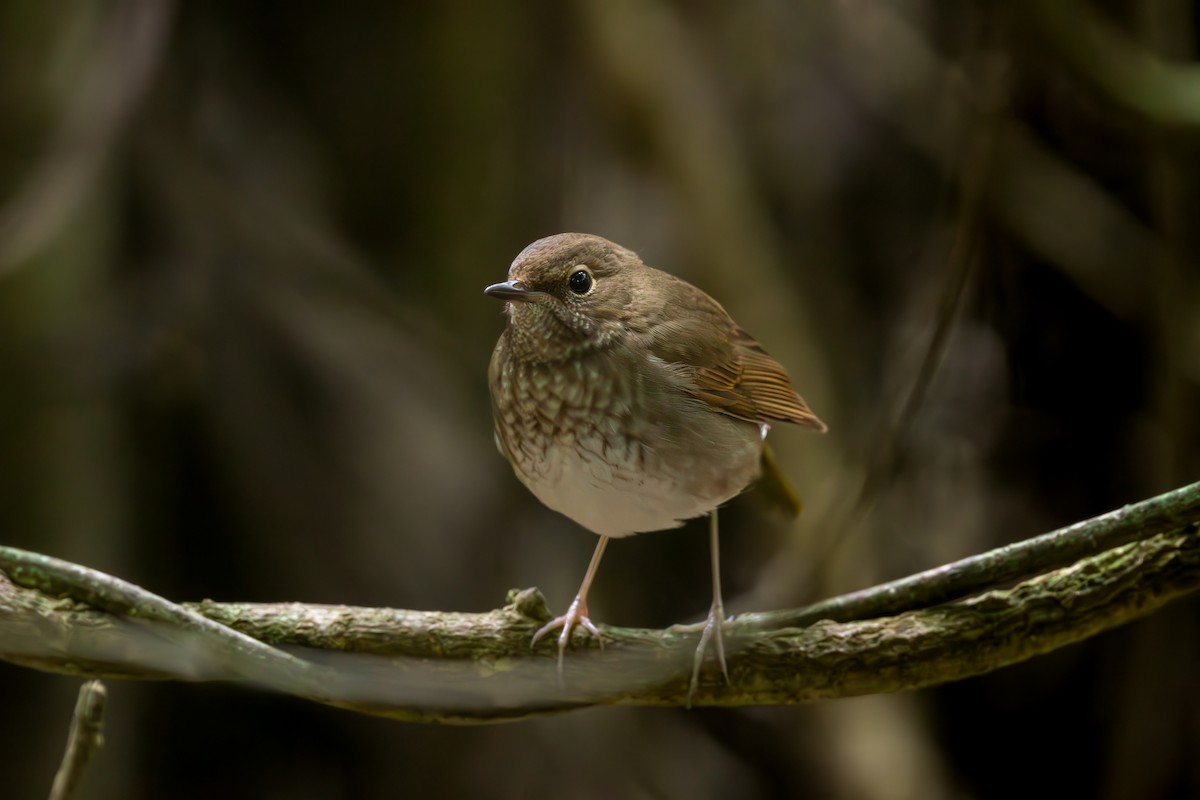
[518,436,759,538]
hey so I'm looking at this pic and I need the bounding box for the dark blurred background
[2,1,1199,798]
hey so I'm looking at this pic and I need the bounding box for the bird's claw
[680,600,730,706]
[532,595,605,680]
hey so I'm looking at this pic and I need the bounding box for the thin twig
[800,58,1004,584]
[742,480,1200,630]
[48,680,107,800]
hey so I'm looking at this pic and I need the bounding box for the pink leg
[533,536,610,676]
[684,510,729,704]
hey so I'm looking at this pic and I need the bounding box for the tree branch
[743,480,1200,629]
[1,483,1198,723]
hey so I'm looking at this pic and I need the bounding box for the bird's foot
[532,595,604,679]
[671,600,730,706]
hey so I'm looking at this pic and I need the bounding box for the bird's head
[485,233,639,360]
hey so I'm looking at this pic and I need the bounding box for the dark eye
[568,269,593,295]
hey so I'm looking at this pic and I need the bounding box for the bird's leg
[672,510,730,705]
[532,535,610,677]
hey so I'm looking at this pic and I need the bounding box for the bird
[484,232,826,700]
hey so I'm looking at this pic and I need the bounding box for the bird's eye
[568,269,593,295]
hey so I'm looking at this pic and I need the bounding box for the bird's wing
[695,329,826,430]
[636,275,826,431]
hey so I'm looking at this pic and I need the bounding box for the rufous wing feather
[636,271,826,432]
[691,330,827,430]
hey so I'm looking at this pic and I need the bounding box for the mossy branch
[1,482,1198,724]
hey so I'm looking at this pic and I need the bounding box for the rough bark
[1,483,1198,724]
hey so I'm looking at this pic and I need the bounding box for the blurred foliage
[1,1,1198,798]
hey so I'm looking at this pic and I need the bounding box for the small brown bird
[485,233,825,698]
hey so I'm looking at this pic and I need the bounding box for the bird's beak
[484,281,535,301]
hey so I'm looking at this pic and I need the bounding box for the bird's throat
[504,301,608,363]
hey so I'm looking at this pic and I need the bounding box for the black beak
[484,281,535,301]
